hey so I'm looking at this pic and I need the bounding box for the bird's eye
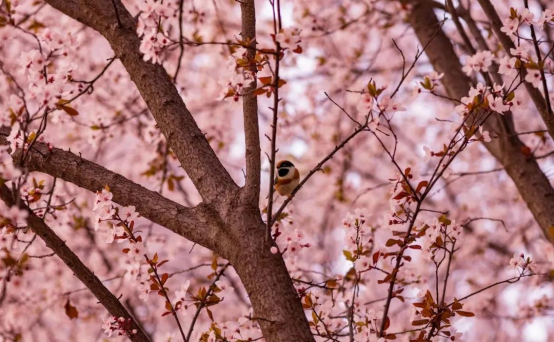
[278,168,289,177]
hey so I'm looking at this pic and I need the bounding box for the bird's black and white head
[276,160,296,179]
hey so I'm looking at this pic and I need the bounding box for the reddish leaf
[292,45,303,54]
[411,319,429,326]
[259,76,272,85]
[455,310,475,317]
[383,316,390,330]
[64,299,79,320]
[372,251,380,265]
[415,180,428,193]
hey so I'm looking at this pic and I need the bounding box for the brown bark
[0,127,225,252]
[0,184,151,342]
[408,0,554,243]
[240,0,262,206]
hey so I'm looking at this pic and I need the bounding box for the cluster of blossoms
[139,29,170,64]
[217,46,257,102]
[0,144,21,181]
[455,82,523,117]
[500,8,554,40]
[198,315,261,342]
[341,209,373,261]
[382,169,422,228]
[421,215,463,259]
[18,29,78,113]
[92,188,156,303]
[283,228,310,255]
[357,82,406,117]
[218,27,302,102]
[416,71,444,94]
[0,201,28,236]
[462,50,494,76]
[101,316,138,337]
[509,252,538,273]
[274,27,302,50]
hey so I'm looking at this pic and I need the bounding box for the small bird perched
[274,160,300,198]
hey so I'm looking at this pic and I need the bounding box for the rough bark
[240,0,262,206]
[408,0,554,243]
[0,127,227,253]
[0,184,151,342]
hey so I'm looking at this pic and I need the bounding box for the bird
[274,160,300,198]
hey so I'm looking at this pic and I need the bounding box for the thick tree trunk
[222,205,315,342]
[407,0,554,243]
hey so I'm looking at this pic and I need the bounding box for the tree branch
[43,0,239,206]
[0,127,227,253]
[0,184,151,342]
[240,0,261,206]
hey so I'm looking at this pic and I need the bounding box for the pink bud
[270,246,279,254]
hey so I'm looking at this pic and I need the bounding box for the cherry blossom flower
[357,92,373,113]
[19,49,45,75]
[128,241,144,261]
[95,204,116,222]
[451,330,464,341]
[378,96,406,112]
[275,27,301,50]
[0,203,28,227]
[469,82,487,98]
[120,205,139,223]
[216,279,234,298]
[423,146,432,162]
[498,56,518,77]
[94,189,113,211]
[536,9,554,27]
[137,281,150,302]
[102,316,114,337]
[487,94,510,114]
[174,280,191,302]
[509,253,523,269]
[520,9,535,25]
[500,17,519,37]
[463,51,494,76]
[140,29,169,64]
[510,46,529,61]
[524,69,542,88]
[479,126,492,143]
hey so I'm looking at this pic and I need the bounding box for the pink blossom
[275,27,301,50]
[498,56,518,77]
[510,46,529,61]
[479,126,492,143]
[536,9,554,27]
[524,69,542,88]
[120,205,139,223]
[487,94,510,114]
[174,280,191,302]
[520,9,535,25]
[357,92,373,113]
[500,17,519,37]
